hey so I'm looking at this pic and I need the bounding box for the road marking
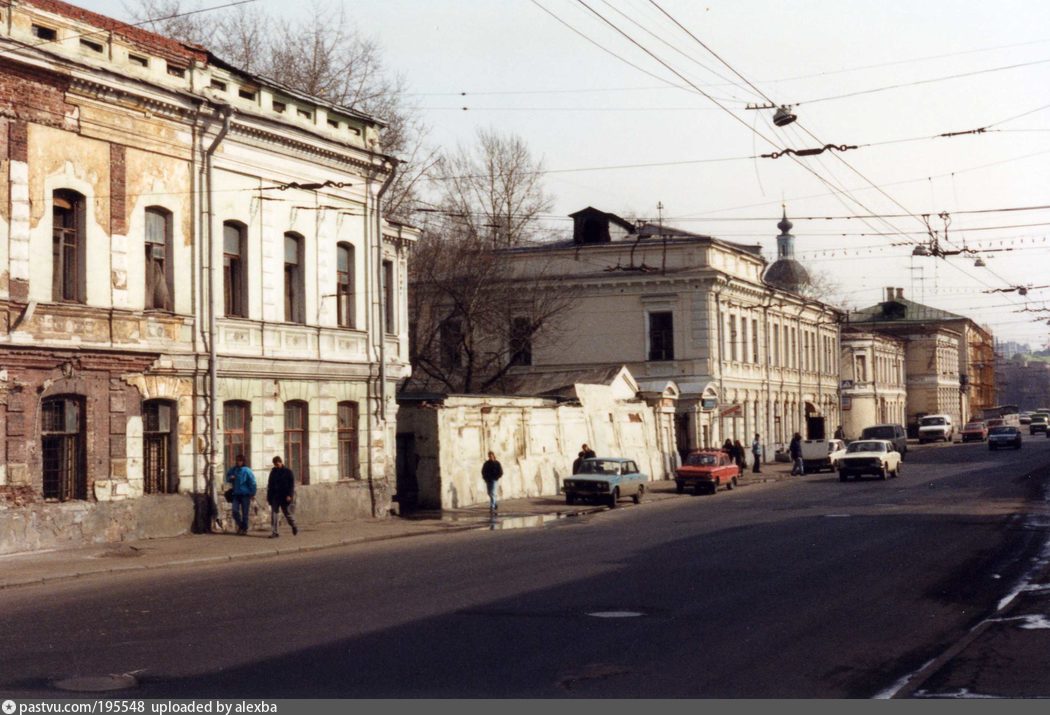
[587,610,645,618]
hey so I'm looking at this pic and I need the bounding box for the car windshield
[578,460,621,475]
[685,453,718,466]
[846,441,885,453]
[920,417,946,426]
[989,427,1016,435]
[862,427,894,439]
[964,423,984,429]
[1033,416,1048,423]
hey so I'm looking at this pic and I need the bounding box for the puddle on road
[485,513,568,530]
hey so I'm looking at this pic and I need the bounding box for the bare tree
[125,0,434,220]
[405,129,570,393]
[407,226,574,394]
[434,128,552,247]
[798,269,847,307]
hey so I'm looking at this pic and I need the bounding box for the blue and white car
[988,425,1023,451]
[562,457,647,508]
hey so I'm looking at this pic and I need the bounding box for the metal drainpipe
[375,158,397,422]
[204,105,233,526]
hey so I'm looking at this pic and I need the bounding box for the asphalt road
[3,437,1050,698]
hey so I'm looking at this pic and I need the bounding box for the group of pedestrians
[720,435,764,474]
[224,454,299,538]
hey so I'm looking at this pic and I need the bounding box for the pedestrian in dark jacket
[266,455,298,538]
[481,451,503,512]
[722,439,734,455]
[751,433,762,473]
[225,454,256,535]
[572,443,596,474]
[732,439,746,470]
[789,433,804,476]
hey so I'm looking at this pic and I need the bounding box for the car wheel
[675,482,684,494]
[879,467,887,481]
[607,488,619,508]
[839,472,847,482]
[728,476,738,490]
[566,494,576,506]
[895,462,902,477]
[633,485,644,504]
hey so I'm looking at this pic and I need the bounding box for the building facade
[849,288,994,427]
[499,207,842,462]
[0,0,414,550]
[839,329,907,440]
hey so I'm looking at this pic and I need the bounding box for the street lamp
[773,105,797,127]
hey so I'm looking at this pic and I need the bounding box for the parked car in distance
[859,423,908,459]
[562,457,646,507]
[988,426,1023,451]
[1019,413,1033,425]
[675,450,740,495]
[801,438,847,473]
[837,439,902,481]
[918,414,954,443]
[1029,415,1048,435]
[961,421,988,442]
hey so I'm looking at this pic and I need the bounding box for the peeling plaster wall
[402,389,666,510]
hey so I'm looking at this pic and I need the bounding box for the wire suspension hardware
[761,144,859,159]
[261,180,353,192]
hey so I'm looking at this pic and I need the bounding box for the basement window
[210,79,227,91]
[238,88,257,101]
[272,101,286,113]
[80,38,104,53]
[32,24,57,41]
[297,107,312,120]
[166,63,186,78]
[327,119,339,129]
[128,54,148,67]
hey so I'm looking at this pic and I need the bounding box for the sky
[78,0,1050,348]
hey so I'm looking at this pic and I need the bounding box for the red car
[961,421,988,442]
[676,450,740,495]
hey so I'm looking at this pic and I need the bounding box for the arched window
[337,401,359,480]
[284,232,305,323]
[336,242,354,328]
[223,400,251,469]
[284,400,308,484]
[145,207,173,311]
[52,190,86,303]
[41,396,86,501]
[143,399,177,493]
[223,222,247,317]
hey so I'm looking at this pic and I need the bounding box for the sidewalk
[0,462,798,591]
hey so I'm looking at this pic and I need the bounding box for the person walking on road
[751,433,762,473]
[789,433,804,476]
[266,455,299,538]
[482,451,503,512]
[225,454,257,535]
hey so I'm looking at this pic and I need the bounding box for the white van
[918,414,954,443]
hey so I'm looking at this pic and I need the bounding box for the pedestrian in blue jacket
[226,454,257,535]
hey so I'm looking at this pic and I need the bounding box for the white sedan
[837,439,902,481]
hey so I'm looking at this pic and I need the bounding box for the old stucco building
[838,328,907,440]
[849,288,994,428]
[499,207,842,460]
[0,0,415,551]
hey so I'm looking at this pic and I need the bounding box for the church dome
[764,259,810,292]
[764,207,810,292]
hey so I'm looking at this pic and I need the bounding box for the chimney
[885,287,895,302]
[896,287,904,300]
